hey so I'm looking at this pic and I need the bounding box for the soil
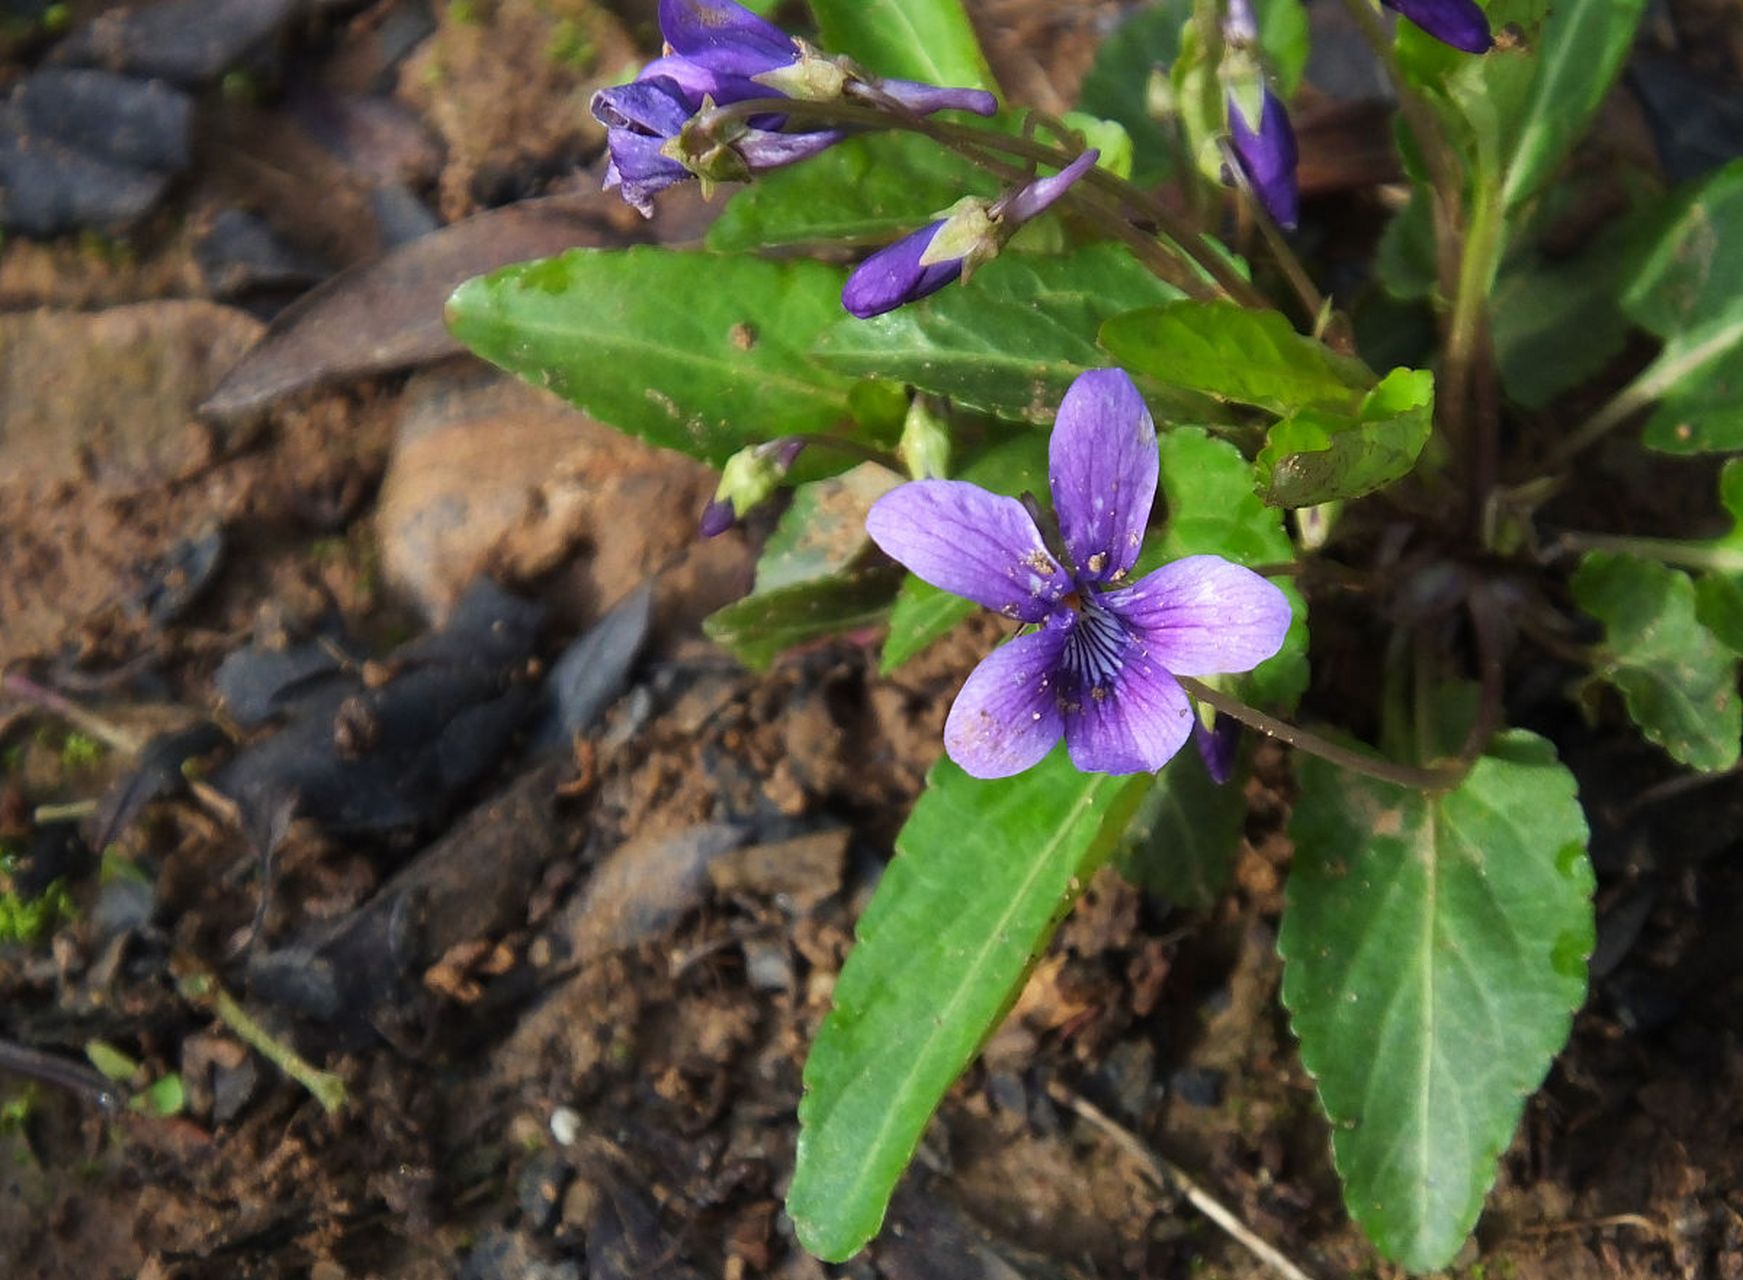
[1,2,1741,1279]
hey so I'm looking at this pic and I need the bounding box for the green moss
[547,17,596,68]
[41,3,68,31]
[0,880,75,945]
[60,731,104,769]
[450,0,481,24]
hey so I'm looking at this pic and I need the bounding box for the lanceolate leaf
[789,750,1147,1260]
[817,243,1208,424]
[1500,0,1648,208]
[1256,367,1435,508]
[1280,733,1595,1272]
[703,566,904,671]
[708,134,998,253]
[810,0,999,95]
[1570,551,1742,772]
[1621,161,1743,452]
[1099,300,1374,414]
[447,248,854,467]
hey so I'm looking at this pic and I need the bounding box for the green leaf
[1255,367,1435,507]
[1117,742,1244,911]
[1616,161,1743,452]
[1375,187,1438,303]
[1099,299,1374,414]
[1500,0,1648,208]
[1694,459,1743,654]
[703,566,904,671]
[879,433,1049,673]
[1492,246,1632,409]
[1280,731,1594,1272]
[756,464,899,594]
[810,0,998,94]
[130,1073,186,1118]
[1570,551,1741,772]
[1624,161,1743,340]
[1153,428,1308,710]
[1255,0,1310,97]
[1078,1,1191,186]
[707,133,998,253]
[447,247,855,467]
[818,243,1210,424]
[789,749,1147,1261]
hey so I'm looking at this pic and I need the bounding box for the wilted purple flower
[1192,713,1242,784]
[865,369,1292,779]
[593,0,996,215]
[1381,0,1492,53]
[1227,90,1299,230]
[842,149,1099,319]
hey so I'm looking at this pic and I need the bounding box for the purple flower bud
[1227,89,1299,231]
[1192,713,1241,785]
[1000,148,1099,224]
[872,79,998,118]
[841,221,966,319]
[1223,0,1259,44]
[1381,0,1492,53]
[698,498,736,538]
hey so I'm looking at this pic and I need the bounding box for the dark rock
[53,0,300,86]
[212,579,543,844]
[210,1054,260,1125]
[196,209,328,298]
[92,721,228,851]
[559,824,747,964]
[369,183,441,247]
[516,1150,571,1233]
[91,875,155,938]
[133,521,226,627]
[1168,1065,1226,1109]
[0,130,169,235]
[13,69,193,172]
[534,582,651,750]
[213,633,353,728]
[457,1231,579,1280]
[1630,53,1743,184]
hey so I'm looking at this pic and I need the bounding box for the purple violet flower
[865,369,1292,779]
[1381,0,1493,54]
[1227,89,1299,230]
[842,149,1100,319]
[592,0,996,215]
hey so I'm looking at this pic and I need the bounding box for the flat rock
[0,301,262,492]
[374,364,752,636]
[53,0,301,85]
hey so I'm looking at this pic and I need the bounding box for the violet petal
[1381,0,1493,53]
[1099,555,1292,676]
[943,619,1070,779]
[737,126,844,172]
[602,130,691,216]
[698,498,735,538]
[1047,368,1157,585]
[866,480,1070,622]
[841,221,964,319]
[659,0,795,74]
[876,79,998,118]
[639,54,774,112]
[1057,609,1195,775]
[1228,89,1299,230]
[1192,713,1241,784]
[591,78,692,136]
[1002,148,1099,225]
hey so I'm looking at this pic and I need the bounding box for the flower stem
[1550,531,1743,573]
[1547,326,1738,466]
[1176,676,1462,790]
[175,961,347,1115]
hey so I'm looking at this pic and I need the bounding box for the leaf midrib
[810,775,1111,1237]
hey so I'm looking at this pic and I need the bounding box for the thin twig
[0,673,144,756]
[0,1038,127,1113]
[1050,1084,1319,1280]
[174,961,347,1115]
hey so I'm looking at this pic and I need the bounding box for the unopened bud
[898,397,951,480]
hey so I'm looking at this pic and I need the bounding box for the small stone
[1168,1065,1226,1109]
[549,1106,581,1147]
